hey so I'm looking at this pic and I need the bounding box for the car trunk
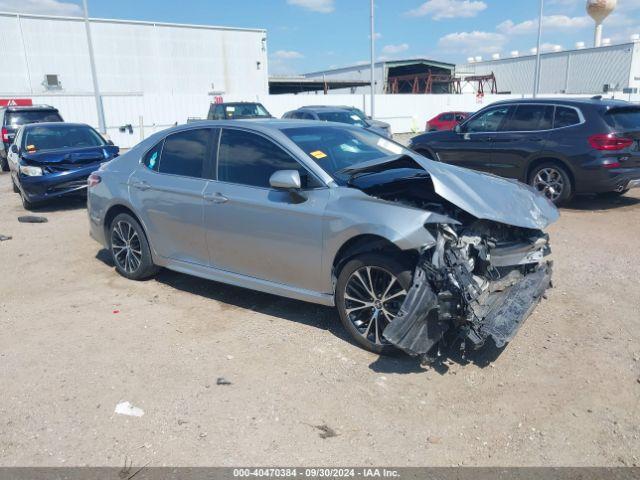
[605,106,640,168]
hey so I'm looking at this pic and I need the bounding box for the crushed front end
[383,220,553,362]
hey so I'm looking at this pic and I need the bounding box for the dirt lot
[0,171,639,467]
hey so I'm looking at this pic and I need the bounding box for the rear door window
[440,113,454,121]
[554,107,581,128]
[505,105,554,131]
[158,129,211,178]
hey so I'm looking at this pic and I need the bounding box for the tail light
[87,173,101,187]
[1,127,8,143]
[588,133,633,151]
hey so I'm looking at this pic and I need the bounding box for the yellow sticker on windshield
[26,144,36,152]
[310,150,327,159]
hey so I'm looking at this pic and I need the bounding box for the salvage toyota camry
[87,120,559,361]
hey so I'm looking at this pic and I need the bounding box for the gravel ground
[0,172,639,467]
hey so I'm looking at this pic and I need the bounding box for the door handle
[132,181,150,191]
[203,192,229,204]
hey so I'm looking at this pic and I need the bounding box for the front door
[128,128,214,266]
[203,127,329,293]
[438,105,513,172]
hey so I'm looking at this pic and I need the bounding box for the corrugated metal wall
[458,43,636,94]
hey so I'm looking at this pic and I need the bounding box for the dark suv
[409,98,640,205]
[0,105,63,171]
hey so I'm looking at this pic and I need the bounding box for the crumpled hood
[22,145,119,165]
[412,155,560,230]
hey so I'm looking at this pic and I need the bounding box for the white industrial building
[0,11,268,146]
[457,40,640,95]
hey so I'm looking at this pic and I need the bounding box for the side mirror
[269,170,301,190]
[10,144,19,154]
[107,139,115,146]
[454,124,462,134]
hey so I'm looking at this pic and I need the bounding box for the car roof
[488,97,629,108]
[1,105,59,112]
[159,119,358,135]
[217,102,264,106]
[296,106,353,113]
[21,122,90,129]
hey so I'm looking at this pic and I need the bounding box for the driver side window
[465,106,511,133]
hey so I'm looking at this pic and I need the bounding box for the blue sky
[2,0,640,73]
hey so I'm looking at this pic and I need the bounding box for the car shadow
[562,193,640,211]
[94,249,349,342]
[368,339,506,375]
[27,194,87,213]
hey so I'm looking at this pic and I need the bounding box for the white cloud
[437,31,507,54]
[497,15,591,35]
[286,0,334,13]
[0,0,81,15]
[273,50,304,59]
[381,43,409,54]
[405,0,487,20]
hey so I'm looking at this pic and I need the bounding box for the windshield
[317,111,368,127]
[283,126,411,181]
[606,108,640,131]
[7,110,62,127]
[224,103,271,119]
[22,125,106,152]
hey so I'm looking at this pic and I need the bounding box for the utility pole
[370,0,375,118]
[82,0,106,134]
[533,0,544,98]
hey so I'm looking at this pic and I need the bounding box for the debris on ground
[216,377,232,386]
[0,234,11,241]
[17,216,48,223]
[114,401,144,417]
[313,424,338,439]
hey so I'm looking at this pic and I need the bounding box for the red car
[426,111,470,132]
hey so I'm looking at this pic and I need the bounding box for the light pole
[369,0,375,118]
[82,0,106,134]
[533,0,544,98]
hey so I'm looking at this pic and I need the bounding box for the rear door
[436,105,512,170]
[490,104,554,180]
[128,127,215,266]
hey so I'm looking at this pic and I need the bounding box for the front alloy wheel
[336,253,412,354]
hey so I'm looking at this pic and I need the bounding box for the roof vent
[510,50,519,57]
[530,47,538,54]
[631,33,640,41]
[467,56,475,63]
[491,53,501,60]
[601,37,611,46]
[575,41,586,49]
[474,55,482,62]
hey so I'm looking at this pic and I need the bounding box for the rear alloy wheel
[529,163,573,205]
[109,213,159,280]
[336,253,412,354]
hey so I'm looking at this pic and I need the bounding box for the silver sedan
[87,120,558,360]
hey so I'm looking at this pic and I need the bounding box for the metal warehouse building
[0,11,268,146]
[302,58,457,94]
[457,41,640,95]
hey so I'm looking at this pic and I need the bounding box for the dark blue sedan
[8,123,119,209]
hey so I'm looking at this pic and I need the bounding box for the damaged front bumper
[383,223,553,359]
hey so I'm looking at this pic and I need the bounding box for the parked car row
[0,103,119,209]
[410,97,640,205]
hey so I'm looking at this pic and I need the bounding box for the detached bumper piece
[383,223,553,360]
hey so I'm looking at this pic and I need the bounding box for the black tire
[335,253,413,355]
[108,213,159,280]
[0,155,8,172]
[528,162,573,206]
[597,189,629,198]
[11,175,19,193]
[19,189,36,210]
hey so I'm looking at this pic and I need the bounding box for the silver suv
[87,120,558,360]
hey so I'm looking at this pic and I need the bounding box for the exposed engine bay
[350,163,554,361]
